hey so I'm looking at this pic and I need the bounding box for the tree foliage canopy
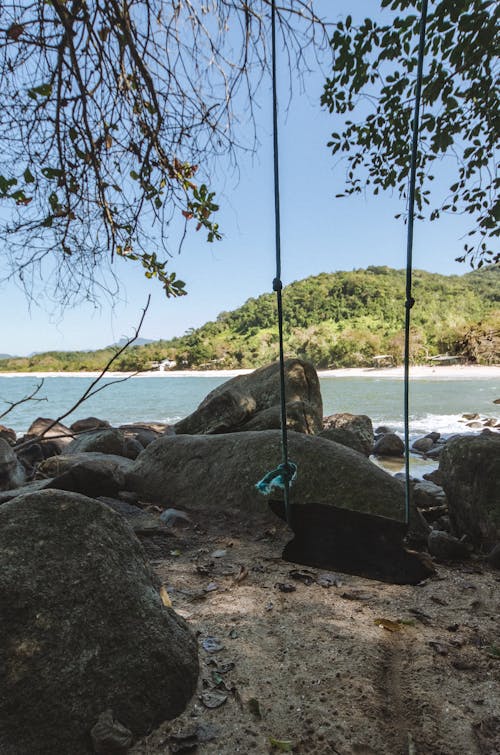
[322,0,499,267]
[0,0,324,303]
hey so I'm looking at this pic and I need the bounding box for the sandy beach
[1,365,499,379]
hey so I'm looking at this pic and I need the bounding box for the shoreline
[0,365,499,380]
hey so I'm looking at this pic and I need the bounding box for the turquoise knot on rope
[255,461,297,496]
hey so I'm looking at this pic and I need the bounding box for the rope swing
[258,0,429,544]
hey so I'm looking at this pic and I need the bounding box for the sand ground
[130,506,500,755]
[1,365,499,379]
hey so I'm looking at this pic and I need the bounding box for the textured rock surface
[70,417,111,433]
[24,417,74,451]
[0,438,26,491]
[39,452,133,478]
[174,360,323,435]
[439,434,500,548]
[66,428,133,458]
[322,413,374,456]
[0,490,198,755]
[127,430,407,520]
[49,457,127,498]
[319,427,366,456]
[373,432,405,457]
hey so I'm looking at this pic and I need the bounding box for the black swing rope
[404,0,429,526]
[260,0,428,532]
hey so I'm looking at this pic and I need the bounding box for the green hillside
[1,266,499,372]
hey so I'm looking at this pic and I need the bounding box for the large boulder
[438,433,500,548]
[126,430,406,520]
[119,423,169,448]
[49,458,128,498]
[174,359,323,435]
[373,432,405,457]
[70,416,111,433]
[24,417,74,451]
[0,425,16,445]
[38,452,134,478]
[66,427,139,459]
[0,438,26,491]
[321,413,375,456]
[0,490,198,754]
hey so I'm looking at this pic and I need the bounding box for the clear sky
[0,1,476,356]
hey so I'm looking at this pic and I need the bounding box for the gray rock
[70,416,111,433]
[24,417,74,451]
[90,709,133,754]
[372,433,405,457]
[39,452,133,478]
[487,543,500,569]
[0,424,16,445]
[66,427,130,457]
[0,478,52,504]
[126,430,408,521]
[319,427,366,456]
[439,433,500,548]
[412,437,435,453]
[462,412,479,420]
[238,400,322,435]
[97,497,169,534]
[0,438,26,491]
[322,413,373,456]
[423,469,444,486]
[118,424,166,448]
[174,359,323,436]
[0,490,198,754]
[50,458,128,498]
[412,480,447,509]
[427,530,468,561]
[374,425,393,436]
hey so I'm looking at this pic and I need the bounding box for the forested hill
[2,266,499,372]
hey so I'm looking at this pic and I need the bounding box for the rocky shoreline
[1,359,499,753]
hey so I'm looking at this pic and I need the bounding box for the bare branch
[0,379,47,421]
[15,296,151,450]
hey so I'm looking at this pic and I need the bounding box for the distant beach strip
[0,365,499,379]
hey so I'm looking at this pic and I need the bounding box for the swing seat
[269,499,435,585]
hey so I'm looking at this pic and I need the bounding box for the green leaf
[23,168,35,184]
[27,82,52,99]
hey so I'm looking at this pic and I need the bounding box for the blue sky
[1,1,476,356]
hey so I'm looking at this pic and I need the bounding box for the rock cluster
[1,359,498,748]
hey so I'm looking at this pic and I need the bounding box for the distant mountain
[0,353,13,359]
[108,337,155,348]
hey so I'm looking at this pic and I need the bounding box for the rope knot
[255,461,297,496]
[272,277,282,292]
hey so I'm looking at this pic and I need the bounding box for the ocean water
[1,374,498,439]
